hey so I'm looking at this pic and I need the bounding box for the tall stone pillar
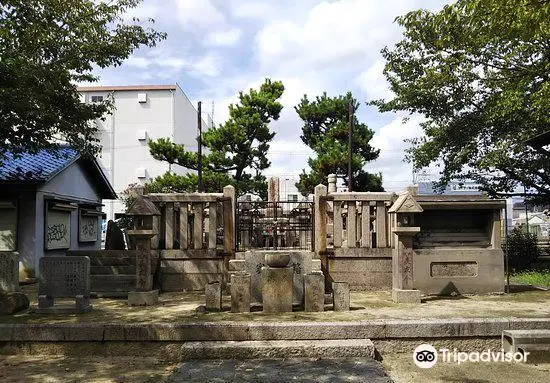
[231,272,251,313]
[314,184,328,257]
[268,177,280,202]
[304,272,324,312]
[127,230,158,306]
[327,174,337,194]
[262,266,293,313]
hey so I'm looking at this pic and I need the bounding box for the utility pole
[348,98,354,192]
[197,101,203,192]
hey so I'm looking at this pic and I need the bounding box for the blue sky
[92,0,450,192]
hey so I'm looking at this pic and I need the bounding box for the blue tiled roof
[0,147,79,182]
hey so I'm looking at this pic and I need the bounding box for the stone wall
[159,249,226,291]
[413,248,504,294]
[324,248,392,291]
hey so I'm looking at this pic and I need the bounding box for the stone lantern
[388,192,423,303]
[125,196,161,306]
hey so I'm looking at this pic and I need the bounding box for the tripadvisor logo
[413,343,529,368]
[413,344,438,368]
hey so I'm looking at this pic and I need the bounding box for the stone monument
[231,272,251,313]
[388,192,423,303]
[37,256,92,313]
[125,195,161,306]
[262,252,293,313]
[105,220,126,250]
[0,252,29,314]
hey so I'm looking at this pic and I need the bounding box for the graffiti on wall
[45,210,71,250]
[79,215,98,242]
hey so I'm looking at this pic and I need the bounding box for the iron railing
[236,201,314,251]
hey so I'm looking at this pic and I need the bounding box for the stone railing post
[314,184,328,256]
[223,185,236,254]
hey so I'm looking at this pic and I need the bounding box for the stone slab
[160,249,218,259]
[392,288,421,304]
[0,252,19,293]
[262,267,293,313]
[231,273,251,313]
[128,290,159,306]
[304,273,324,312]
[242,250,314,304]
[1,319,550,343]
[160,259,223,274]
[178,339,375,360]
[332,282,350,311]
[161,273,222,292]
[205,281,222,311]
[39,256,91,298]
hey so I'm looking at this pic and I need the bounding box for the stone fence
[145,186,235,291]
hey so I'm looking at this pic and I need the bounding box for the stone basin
[264,252,290,268]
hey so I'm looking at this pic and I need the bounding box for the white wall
[81,86,206,220]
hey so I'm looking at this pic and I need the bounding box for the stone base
[128,290,159,306]
[0,292,30,315]
[392,288,421,303]
[36,294,92,314]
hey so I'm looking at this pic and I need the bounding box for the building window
[288,194,298,202]
[91,95,104,103]
[0,200,17,251]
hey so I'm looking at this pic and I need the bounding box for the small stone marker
[332,281,350,311]
[304,272,324,312]
[231,272,251,313]
[37,256,92,313]
[262,267,293,313]
[0,252,29,314]
[205,281,222,311]
[105,220,126,250]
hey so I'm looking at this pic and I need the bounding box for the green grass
[511,269,550,287]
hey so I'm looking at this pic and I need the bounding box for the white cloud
[356,59,393,101]
[125,56,151,69]
[232,2,275,19]
[175,0,225,28]
[370,115,425,191]
[205,28,243,47]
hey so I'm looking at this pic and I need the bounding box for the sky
[92,0,451,193]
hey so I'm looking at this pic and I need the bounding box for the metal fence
[236,201,314,251]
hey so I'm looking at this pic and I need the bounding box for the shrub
[503,226,541,271]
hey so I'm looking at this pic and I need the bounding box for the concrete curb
[0,318,549,342]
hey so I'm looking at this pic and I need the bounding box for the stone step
[91,266,136,275]
[90,256,136,267]
[178,339,375,360]
[91,275,136,292]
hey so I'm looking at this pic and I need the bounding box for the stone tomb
[37,256,92,313]
[0,252,29,314]
[241,250,314,304]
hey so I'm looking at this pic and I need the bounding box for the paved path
[167,358,393,382]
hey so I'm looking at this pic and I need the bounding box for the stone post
[332,281,350,311]
[262,266,293,313]
[327,174,337,194]
[392,228,421,303]
[268,177,280,202]
[314,184,328,257]
[205,281,222,311]
[304,272,324,312]
[127,230,158,306]
[0,252,29,315]
[388,192,423,304]
[230,272,251,313]
[223,185,236,254]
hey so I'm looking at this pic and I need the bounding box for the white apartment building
[77,84,209,221]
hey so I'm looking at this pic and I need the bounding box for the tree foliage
[371,0,550,197]
[504,226,541,271]
[148,79,285,199]
[294,92,383,195]
[0,0,165,163]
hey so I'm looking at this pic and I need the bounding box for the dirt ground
[0,355,178,383]
[2,284,548,324]
[382,352,550,383]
